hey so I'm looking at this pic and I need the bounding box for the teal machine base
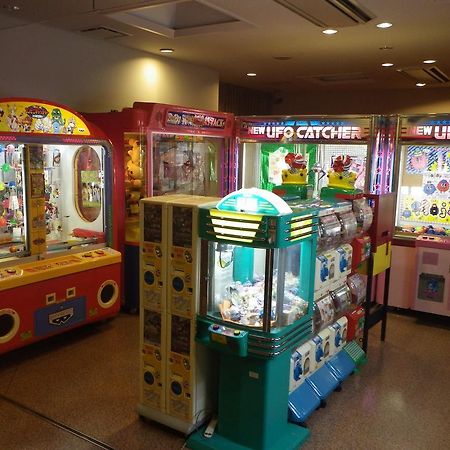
[187,422,309,450]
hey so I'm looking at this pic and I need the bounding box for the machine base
[187,422,310,450]
[326,351,356,382]
[288,382,321,424]
[137,403,205,435]
[306,365,340,400]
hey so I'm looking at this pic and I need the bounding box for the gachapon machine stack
[389,114,450,314]
[0,97,121,355]
[85,103,235,312]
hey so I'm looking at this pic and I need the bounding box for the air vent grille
[397,66,450,85]
[274,0,375,27]
[79,27,130,39]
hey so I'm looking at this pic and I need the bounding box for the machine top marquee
[0,98,105,138]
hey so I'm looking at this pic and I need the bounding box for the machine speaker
[0,309,20,344]
[97,280,119,309]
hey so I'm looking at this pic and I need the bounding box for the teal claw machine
[187,188,319,450]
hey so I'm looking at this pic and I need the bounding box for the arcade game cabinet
[0,98,121,354]
[389,114,450,315]
[86,103,234,312]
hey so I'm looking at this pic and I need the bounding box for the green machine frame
[188,189,318,450]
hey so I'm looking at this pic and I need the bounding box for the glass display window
[152,134,220,196]
[205,241,312,330]
[396,145,450,235]
[0,143,26,259]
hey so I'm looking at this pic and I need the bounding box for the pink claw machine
[85,103,234,312]
[390,114,450,313]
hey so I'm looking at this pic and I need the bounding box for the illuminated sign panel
[239,118,370,142]
[166,111,227,130]
[401,117,450,140]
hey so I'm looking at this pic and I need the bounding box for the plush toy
[127,138,141,164]
[327,155,358,190]
[126,161,143,187]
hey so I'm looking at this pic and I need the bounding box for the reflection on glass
[45,144,105,250]
[207,242,310,329]
[0,143,26,259]
[152,134,220,196]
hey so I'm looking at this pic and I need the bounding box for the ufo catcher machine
[388,114,450,315]
[85,103,235,312]
[234,115,390,197]
[0,98,121,354]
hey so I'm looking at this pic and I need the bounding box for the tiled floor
[1,311,449,450]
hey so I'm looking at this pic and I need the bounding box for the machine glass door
[0,142,27,259]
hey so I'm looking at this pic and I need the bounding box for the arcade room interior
[1,1,450,450]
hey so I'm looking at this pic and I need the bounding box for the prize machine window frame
[235,115,385,195]
[394,142,450,238]
[148,131,226,198]
[0,137,114,266]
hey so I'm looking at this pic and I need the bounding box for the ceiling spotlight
[423,59,436,64]
[382,62,394,67]
[159,48,174,53]
[322,29,338,35]
[416,82,426,87]
[246,73,257,77]
[377,22,392,28]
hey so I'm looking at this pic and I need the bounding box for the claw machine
[390,114,450,314]
[187,188,319,450]
[0,98,121,355]
[85,103,234,312]
[234,114,395,196]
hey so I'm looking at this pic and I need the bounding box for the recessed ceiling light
[416,82,426,87]
[246,73,257,77]
[322,29,338,35]
[379,46,393,51]
[382,62,394,67]
[1,4,20,10]
[159,48,174,53]
[377,22,392,28]
[423,59,436,64]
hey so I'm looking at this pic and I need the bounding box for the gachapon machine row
[86,103,234,312]
[0,98,121,355]
[388,114,450,313]
[233,114,393,197]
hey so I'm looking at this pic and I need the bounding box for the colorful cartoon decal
[0,101,90,135]
[406,146,450,174]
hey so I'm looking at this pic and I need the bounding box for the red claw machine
[85,103,234,312]
[390,114,450,315]
[0,98,121,354]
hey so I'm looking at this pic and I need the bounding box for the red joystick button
[95,250,105,255]
[6,269,16,274]
[234,330,240,336]
[212,324,220,331]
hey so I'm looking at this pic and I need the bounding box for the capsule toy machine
[85,103,234,312]
[389,114,450,312]
[138,194,219,434]
[0,98,121,355]
[234,114,395,199]
[187,188,318,450]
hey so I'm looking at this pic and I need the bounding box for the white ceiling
[1,0,450,94]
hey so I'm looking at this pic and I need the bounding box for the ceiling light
[322,29,338,35]
[377,22,392,28]
[416,82,426,87]
[423,59,436,64]
[246,73,257,77]
[382,62,394,67]
[159,48,174,53]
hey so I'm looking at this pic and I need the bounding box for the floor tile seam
[0,393,116,450]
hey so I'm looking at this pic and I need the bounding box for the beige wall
[0,24,219,112]
[274,87,450,116]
